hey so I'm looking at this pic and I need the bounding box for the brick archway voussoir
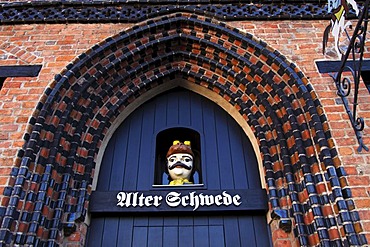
[0,12,366,247]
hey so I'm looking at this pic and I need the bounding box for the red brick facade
[0,6,369,246]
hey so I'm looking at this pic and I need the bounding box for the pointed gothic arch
[0,12,366,246]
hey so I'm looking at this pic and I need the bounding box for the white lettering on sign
[117,192,163,207]
[117,191,242,211]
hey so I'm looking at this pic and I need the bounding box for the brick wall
[0,19,369,246]
[235,20,370,244]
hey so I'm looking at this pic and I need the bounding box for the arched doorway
[0,12,366,246]
[87,88,271,246]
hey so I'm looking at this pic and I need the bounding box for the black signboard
[89,189,268,214]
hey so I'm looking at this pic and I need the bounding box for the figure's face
[167,153,193,181]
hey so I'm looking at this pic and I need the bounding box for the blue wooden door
[87,89,271,246]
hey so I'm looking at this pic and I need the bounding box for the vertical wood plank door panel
[87,89,271,246]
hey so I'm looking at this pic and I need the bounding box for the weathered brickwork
[0,11,369,246]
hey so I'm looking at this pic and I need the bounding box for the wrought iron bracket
[330,0,369,152]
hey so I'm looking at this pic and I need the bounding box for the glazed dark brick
[0,12,367,247]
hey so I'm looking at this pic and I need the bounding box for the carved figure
[323,0,359,58]
[166,140,194,185]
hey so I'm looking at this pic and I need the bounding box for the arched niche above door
[154,127,202,186]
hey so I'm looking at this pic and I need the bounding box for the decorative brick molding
[0,0,364,24]
[0,12,367,246]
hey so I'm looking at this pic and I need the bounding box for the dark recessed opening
[361,70,370,93]
[154,127,202,186]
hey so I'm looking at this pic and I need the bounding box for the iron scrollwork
[330,0,369,152]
